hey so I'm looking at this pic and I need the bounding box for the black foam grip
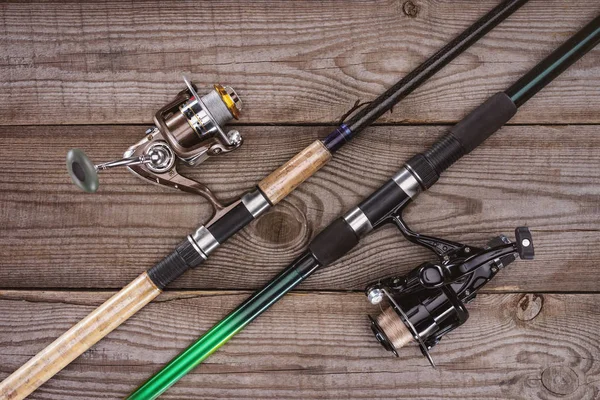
[208,202,254,244]
[407,92,517,188]
[308,218,359,267]
[450,92,516,154]
[147,239,204,289]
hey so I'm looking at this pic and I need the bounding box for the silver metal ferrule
[241,189,271,218]
[186,236,207,260]
[190,226,220,257]
[392,167,422,199]
[343,206,373,237]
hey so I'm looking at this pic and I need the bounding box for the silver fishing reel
[66,77,242,209]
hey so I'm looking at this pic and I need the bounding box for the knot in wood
[402,1,420,18]
[254,209,306,245]
[541,366,579,395]
[516,293,543,321]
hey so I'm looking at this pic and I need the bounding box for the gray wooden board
[0,124,598,291]
[0,291,598,399]
[1,1,600,398]
[0,0,599,125]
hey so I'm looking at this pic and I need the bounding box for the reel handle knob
[66,149,99,193]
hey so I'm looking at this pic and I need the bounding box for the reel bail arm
[366,219,534,366]
[66,77,243,212]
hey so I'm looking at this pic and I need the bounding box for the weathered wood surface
[1,124,598,292]
[1,0,599,126]
[2,0,600,398]
[0,291,598,400]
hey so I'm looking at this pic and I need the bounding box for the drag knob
[66,149,99,193]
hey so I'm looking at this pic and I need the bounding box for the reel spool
[365,224,534,367]
[66,77,242,210]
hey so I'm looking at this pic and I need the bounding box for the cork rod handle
[258,140,331,205]
[0,272,161,400]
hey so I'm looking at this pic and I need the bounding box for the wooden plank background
[1,1,599,399]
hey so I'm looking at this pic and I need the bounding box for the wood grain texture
[0,273,160,400]
[0,290,598,400]
[259,140,331,204]
[0,124,598,292]
[2,2,599,399]
[0,1,599,126]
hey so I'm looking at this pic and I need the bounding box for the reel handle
[66,149,153,193]
[66,149,100,193]
[95,156,150,170]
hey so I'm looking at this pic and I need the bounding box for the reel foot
[66,149,99,193]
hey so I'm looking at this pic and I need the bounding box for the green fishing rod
[127,11,600,400]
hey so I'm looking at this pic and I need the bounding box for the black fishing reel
[365,217,534,367]
[66,77,242,211]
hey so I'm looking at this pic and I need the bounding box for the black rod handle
[407,15,600,190]
[406,92,516,189]
[445,92,517,154]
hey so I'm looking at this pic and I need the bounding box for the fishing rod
[128,14,600,399]
[0,1,526,399]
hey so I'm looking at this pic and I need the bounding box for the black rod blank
[506,15,600,108]
[344,0,529,135]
